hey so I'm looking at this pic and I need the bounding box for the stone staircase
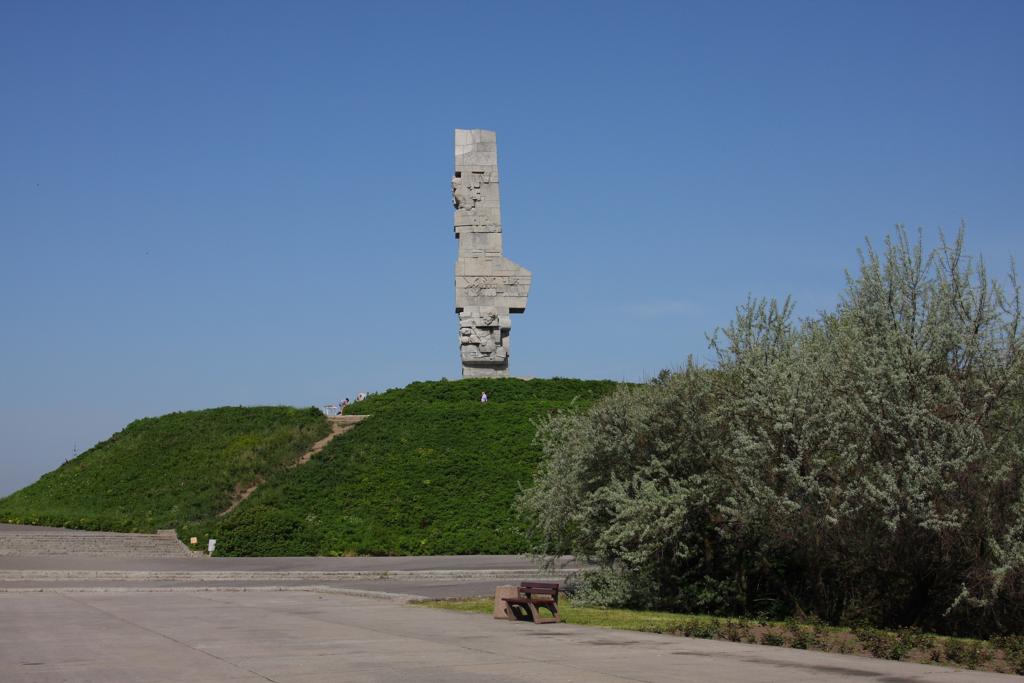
[327,414,368,427]
[0,527,197,557]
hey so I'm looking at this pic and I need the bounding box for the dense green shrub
[993,635,1024,674]
[784,619,814,649]
[943,638,991,669]
[0,407,330,533]
[853,625,922,660]
[520,227,1024,637]
[208,378,618,556]
[722,619,753,642]
[213,506,324,556]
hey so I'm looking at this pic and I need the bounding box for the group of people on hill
[323,392,367,417]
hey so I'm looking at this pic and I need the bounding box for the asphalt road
[0,523,575,598]
[0,553,572,572]
[0,579,517,599]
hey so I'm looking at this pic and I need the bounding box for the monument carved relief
[452,129,531,377]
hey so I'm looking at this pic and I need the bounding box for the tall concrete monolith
[452,129,531,378]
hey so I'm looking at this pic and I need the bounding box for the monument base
[462,364,509,378]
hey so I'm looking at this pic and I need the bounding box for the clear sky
[1,0,1021,496]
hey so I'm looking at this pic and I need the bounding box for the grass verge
[415,597,1024,675]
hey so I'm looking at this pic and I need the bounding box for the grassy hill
[197,378,618,556]
[0,378,619,555]
[0,406,330,533]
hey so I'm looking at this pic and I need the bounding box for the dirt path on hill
[218,415,367,517]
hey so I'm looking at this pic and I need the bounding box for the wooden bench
[503,581,560,624]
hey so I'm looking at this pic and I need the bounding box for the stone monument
[452,129,531,378]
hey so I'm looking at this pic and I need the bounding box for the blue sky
[1,0,1021,495]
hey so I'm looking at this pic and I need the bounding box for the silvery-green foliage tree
[519,227,1024,635]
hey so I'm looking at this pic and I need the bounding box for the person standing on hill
[480,391,488,403]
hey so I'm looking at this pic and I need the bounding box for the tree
[520,226,1024,635]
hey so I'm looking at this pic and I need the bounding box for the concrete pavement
[2,589,1016,682]
[3,524,1019,681]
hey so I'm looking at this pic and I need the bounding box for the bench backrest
[519,581,559,600]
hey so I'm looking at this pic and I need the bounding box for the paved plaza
[2,525,1020,682]
[2,589,1016,683]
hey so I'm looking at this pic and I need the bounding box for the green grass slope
[0,406,330,533]
[205,378,618,556]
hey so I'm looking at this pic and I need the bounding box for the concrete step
[327,414,369,426]
[0,528,197,557]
